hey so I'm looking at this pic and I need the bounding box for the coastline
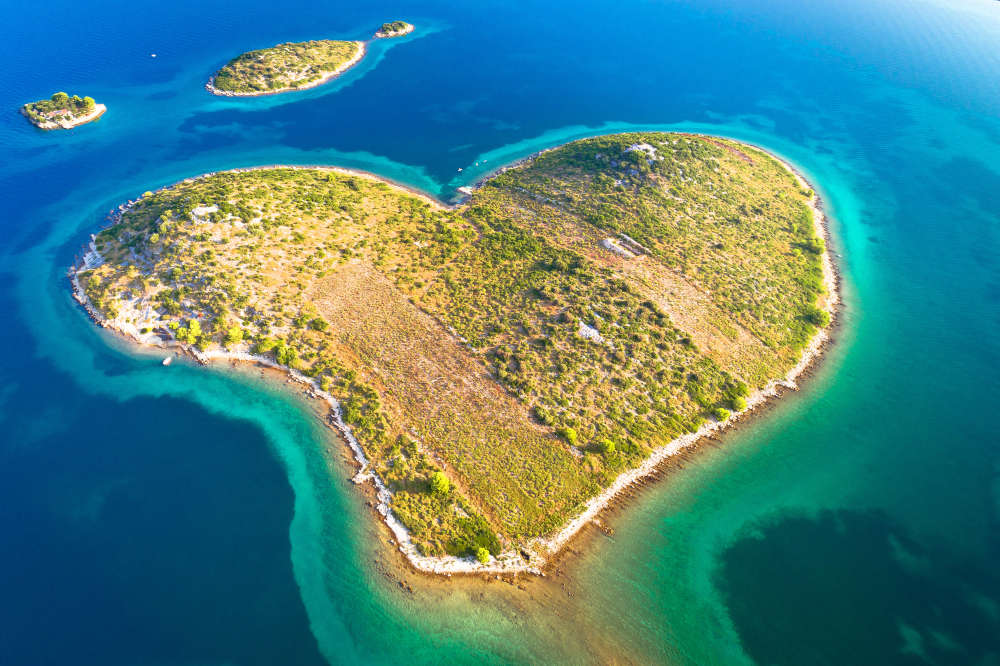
[205,41,366,97]
[70,138,840,576]
[22,103,106,130]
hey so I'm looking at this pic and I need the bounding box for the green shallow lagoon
[2,0,999,663]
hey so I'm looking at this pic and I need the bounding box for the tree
[732,396,747,411]
[223,326,243,347]
[430,471,450,496]
[83,96,95,110]
[475,546,490,564]
[599,438,616,455]
[51,92,69,106]
[275,341,297,365]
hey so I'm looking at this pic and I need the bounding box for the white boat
[162,356,172,366]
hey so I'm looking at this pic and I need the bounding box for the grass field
[80,134,828,557]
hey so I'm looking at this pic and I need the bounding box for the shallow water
[1,0,999,663]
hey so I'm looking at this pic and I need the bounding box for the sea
[1,0,999,663]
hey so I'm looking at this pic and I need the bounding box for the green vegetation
[79,133,829,559]
[559,427,579,447]
[476,546,490,564]
[210,39,362,94]
[430,471,450,495]
[375,21,413,38]
[21,92,100,129]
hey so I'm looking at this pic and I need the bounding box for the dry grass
[311,262,594,537]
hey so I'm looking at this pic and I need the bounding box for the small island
[206,39,365,96]
[374,21,414,38]
[21,92,105,130]
[73,133,836,573]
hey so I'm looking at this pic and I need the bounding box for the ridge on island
[206,39,365,96]
[374,21,414,38]
[21,92,105,130]
[74,133,836,572]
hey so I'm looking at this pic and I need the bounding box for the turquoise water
[2,0,999,663]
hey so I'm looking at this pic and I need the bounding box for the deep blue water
[1,0,999,663]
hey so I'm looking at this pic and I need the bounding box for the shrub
[342,401,361,424]
[430,471,450,496]
[558,427,579,447]
[712,407,731,421]
[732,396,747,411]
[533,405,553,425]
[801,238,825,254]
[802,304,830,327]
[275,342,297,365]
[475,546,490,564]
[254,336,277,353]
[599,438,616,455]
[223,326,243,346]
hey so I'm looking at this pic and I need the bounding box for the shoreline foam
[70,138,840,576]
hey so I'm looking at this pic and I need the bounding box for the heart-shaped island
[73,132,836,573]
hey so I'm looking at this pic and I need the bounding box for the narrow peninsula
[73,133,836,573]
[206,39,365,96]
[22,92,105,130]
[374,21,414,38]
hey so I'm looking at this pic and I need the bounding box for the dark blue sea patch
[717,509,1000,666]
